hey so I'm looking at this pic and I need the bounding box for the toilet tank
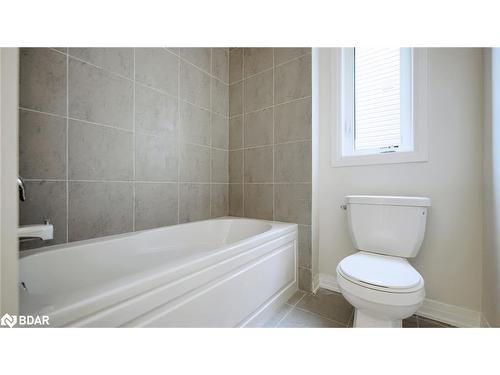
[345,195,431,258]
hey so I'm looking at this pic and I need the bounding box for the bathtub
[19,217,298,327]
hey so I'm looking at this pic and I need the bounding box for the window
[332,48,428,167]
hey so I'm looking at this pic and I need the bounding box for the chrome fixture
[17,176,26,201]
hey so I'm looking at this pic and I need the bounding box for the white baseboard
[318,273,482,328]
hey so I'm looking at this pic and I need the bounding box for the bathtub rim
[19,216,293,259]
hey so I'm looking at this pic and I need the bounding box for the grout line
[293,305,349,328]
[34,55,229,121]
[229,95,312,119]
[241,49,245,217]
[272,48,275,221]
[57,48,229,90]
[274,293,307,327]
[177,53,181,225]
[132,48,136,232]
[229,51,312,86]
[209,48,213,219]
[23,179,223,185]
[228,138,312,151]
[66,52,69,244]
[226,48,230,216]
[274,292,307,327]
[169,47,229,86]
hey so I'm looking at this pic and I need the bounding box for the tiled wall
[19,48,229,248]
[227,48,312,291]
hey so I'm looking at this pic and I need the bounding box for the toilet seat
[338,251,424,293]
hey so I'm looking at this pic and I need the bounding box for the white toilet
[336,195,431,328]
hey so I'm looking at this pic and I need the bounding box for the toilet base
[354,309,402,328]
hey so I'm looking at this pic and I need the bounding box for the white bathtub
[19,217,298,327]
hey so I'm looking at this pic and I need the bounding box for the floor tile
[263,304,293,328]
[277,308,344,328]
[286,290,306,306]
[417,316,455,328]
[296,288,353,325]
[402,315,419,328]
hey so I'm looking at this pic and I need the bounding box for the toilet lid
[339,252,422,290]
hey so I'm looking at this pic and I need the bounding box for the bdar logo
[1,313,17,328]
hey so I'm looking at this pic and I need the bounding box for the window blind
[354,48,402,151]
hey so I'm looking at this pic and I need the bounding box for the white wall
[317,48,484,312]
[0,48,19,315]
[482,48,500,327]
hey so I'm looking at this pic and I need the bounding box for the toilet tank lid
[345,195,431,207]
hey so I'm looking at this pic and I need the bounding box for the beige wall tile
[135,133,178,182]
[274,141,312,182]
[274,48,310,65]
[211,184,228,218]
[274,97,311,143]
[180,48,211,73]
[135,183,178,230]
[179,183,210,223]
[274,54,311,104]
[135,48,178,96]
[244,147,273,183]
[229,48,243,84]
[229,115,243,150]
[244,184,273,220]
[298,225,312,268]
[212,113,229,150]
[68,48,134,78]
[20,48,67,116]
[68,120,133,180]
[68,181,133,241]
[69,58,134,129]
[212,149,229,183]
[274,183,311,225]
[135,85,178,137]
[245,70,273,112]
[212,78,229,116]
[180,143,210,183]
[244,48,273,77]
[19,110,67,180]
[298,267,312,292]
[212,48,229,84]
[180,60,211,108]
[229,81,243,117]
[245,108,273,147]
[180,101,211,146]
[229,184,243,216]
[229,150,243,183]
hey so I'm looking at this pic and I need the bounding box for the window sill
[331,150,428,167]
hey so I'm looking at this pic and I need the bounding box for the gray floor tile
[286,290,306,306]
[417,316,455,328]
[263,304,293,328]
[278,308,344,328]
[403,315,419,328]
[296,288,353,325]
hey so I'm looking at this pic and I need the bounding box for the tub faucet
[17,176,26,201]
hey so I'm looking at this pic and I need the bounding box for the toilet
[336,195,431,328]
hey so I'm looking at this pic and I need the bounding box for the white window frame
[331,48,429,167]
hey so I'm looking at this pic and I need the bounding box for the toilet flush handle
[340,204,347,210]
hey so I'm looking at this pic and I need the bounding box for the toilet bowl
[337,251,425,327]
[337,195,431,327]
